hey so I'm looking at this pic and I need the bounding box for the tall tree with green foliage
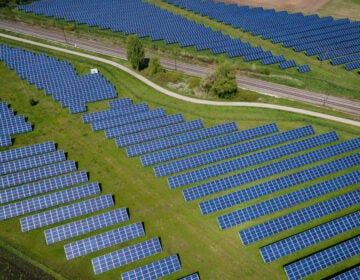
[126,34,145,71]
[200,63,238,99]
[148,55,164,76]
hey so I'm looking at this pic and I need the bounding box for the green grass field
[0,1,359,279]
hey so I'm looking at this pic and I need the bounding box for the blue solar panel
[239,189,360,245]
[121,255,181,280]
[20,194,114,232]
[284,236,360,280]
[105,114,185,139]
[0,182,100,220]
[0,171,88,205]
[260,211,360,263]
[128,122,238,157]
[183,135,358,202]
[0,141,55,163]
[142,123,277,167]
[330,266,360,280]
[65,222,144,259]
[91,108,165,131]
[200,153,360,215]
[179,131,337,192]
[0,160,77,189]
[218,170,360,230]
[156,125,312,177]
[108,98,133,109]
[45,208,128,244]
[0,136,12,148]
[82,101,145,124]
[91,237,162,275]
[0,150,66,176]
[116,119,204,147]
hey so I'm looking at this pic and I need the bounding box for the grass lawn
[0,37,359,280]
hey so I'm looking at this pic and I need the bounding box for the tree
[148,55,164,75]
[200,63,238,99]
[126,34,145,71]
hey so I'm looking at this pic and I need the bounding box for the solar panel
[105,114,185,139]
[121,255,181,280]
[91,237,162,275]
[127,122,238,157]
[218,170,360,230]
[82,103,148,124]
[91,108,165,131]
[142,123,278,167]
[200,153,360,215]
[0,182,100,220]
[116,119,203,147]
[65,222,144,259]
[0,171,88,204]
[239,189,360,245]
[156,125,313,177]
[0,141,55,163]
[329,266,360,280]
[0,150,66,176]
[108,97,133,109]
[0,160,77,189]
[284,236,360,280]
[20,194,114,232]
[45,208,128,244]
[180,132,337,194]
[260,211,360,263]
[0,135,12,148]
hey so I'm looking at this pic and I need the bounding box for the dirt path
[220,0,331,13]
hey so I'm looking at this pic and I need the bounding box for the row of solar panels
[0,137,200,279]
[0,102,32,147]
[0,45,117,114]
[17,0,308,71]
[165,0,360,71]
[82,97,359,280]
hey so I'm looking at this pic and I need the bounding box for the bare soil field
[220,0,331,13]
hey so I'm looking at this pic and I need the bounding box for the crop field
[0,1,359,280]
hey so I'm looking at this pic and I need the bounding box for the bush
[126,34,144,71]
[148,55,164,76]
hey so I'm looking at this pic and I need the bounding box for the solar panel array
[0,171,89,204]
[0,137,184,277]
[239,189,360,245]
[155,124,304,177]
[121,255,182,280]
[284,236,360,280]
[0,102,32,147]
[218,170,360,230]
[260,210,360,263]
[18,0,303,70]
[64,222,145,260]
[20,194,114,232]
[91,237,162,275]
[45,208,129,244]
[0,182,100,220]
[142,122,274,167]
[78,95,359,279]
[200,153,360,215]
[0,45,117,114]
[165,0,360,71]
[180,273,201,280]
[183,132,346,201]
[127,122,238,158]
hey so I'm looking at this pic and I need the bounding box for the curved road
[1,19,360,116]
[1,33,360,127]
